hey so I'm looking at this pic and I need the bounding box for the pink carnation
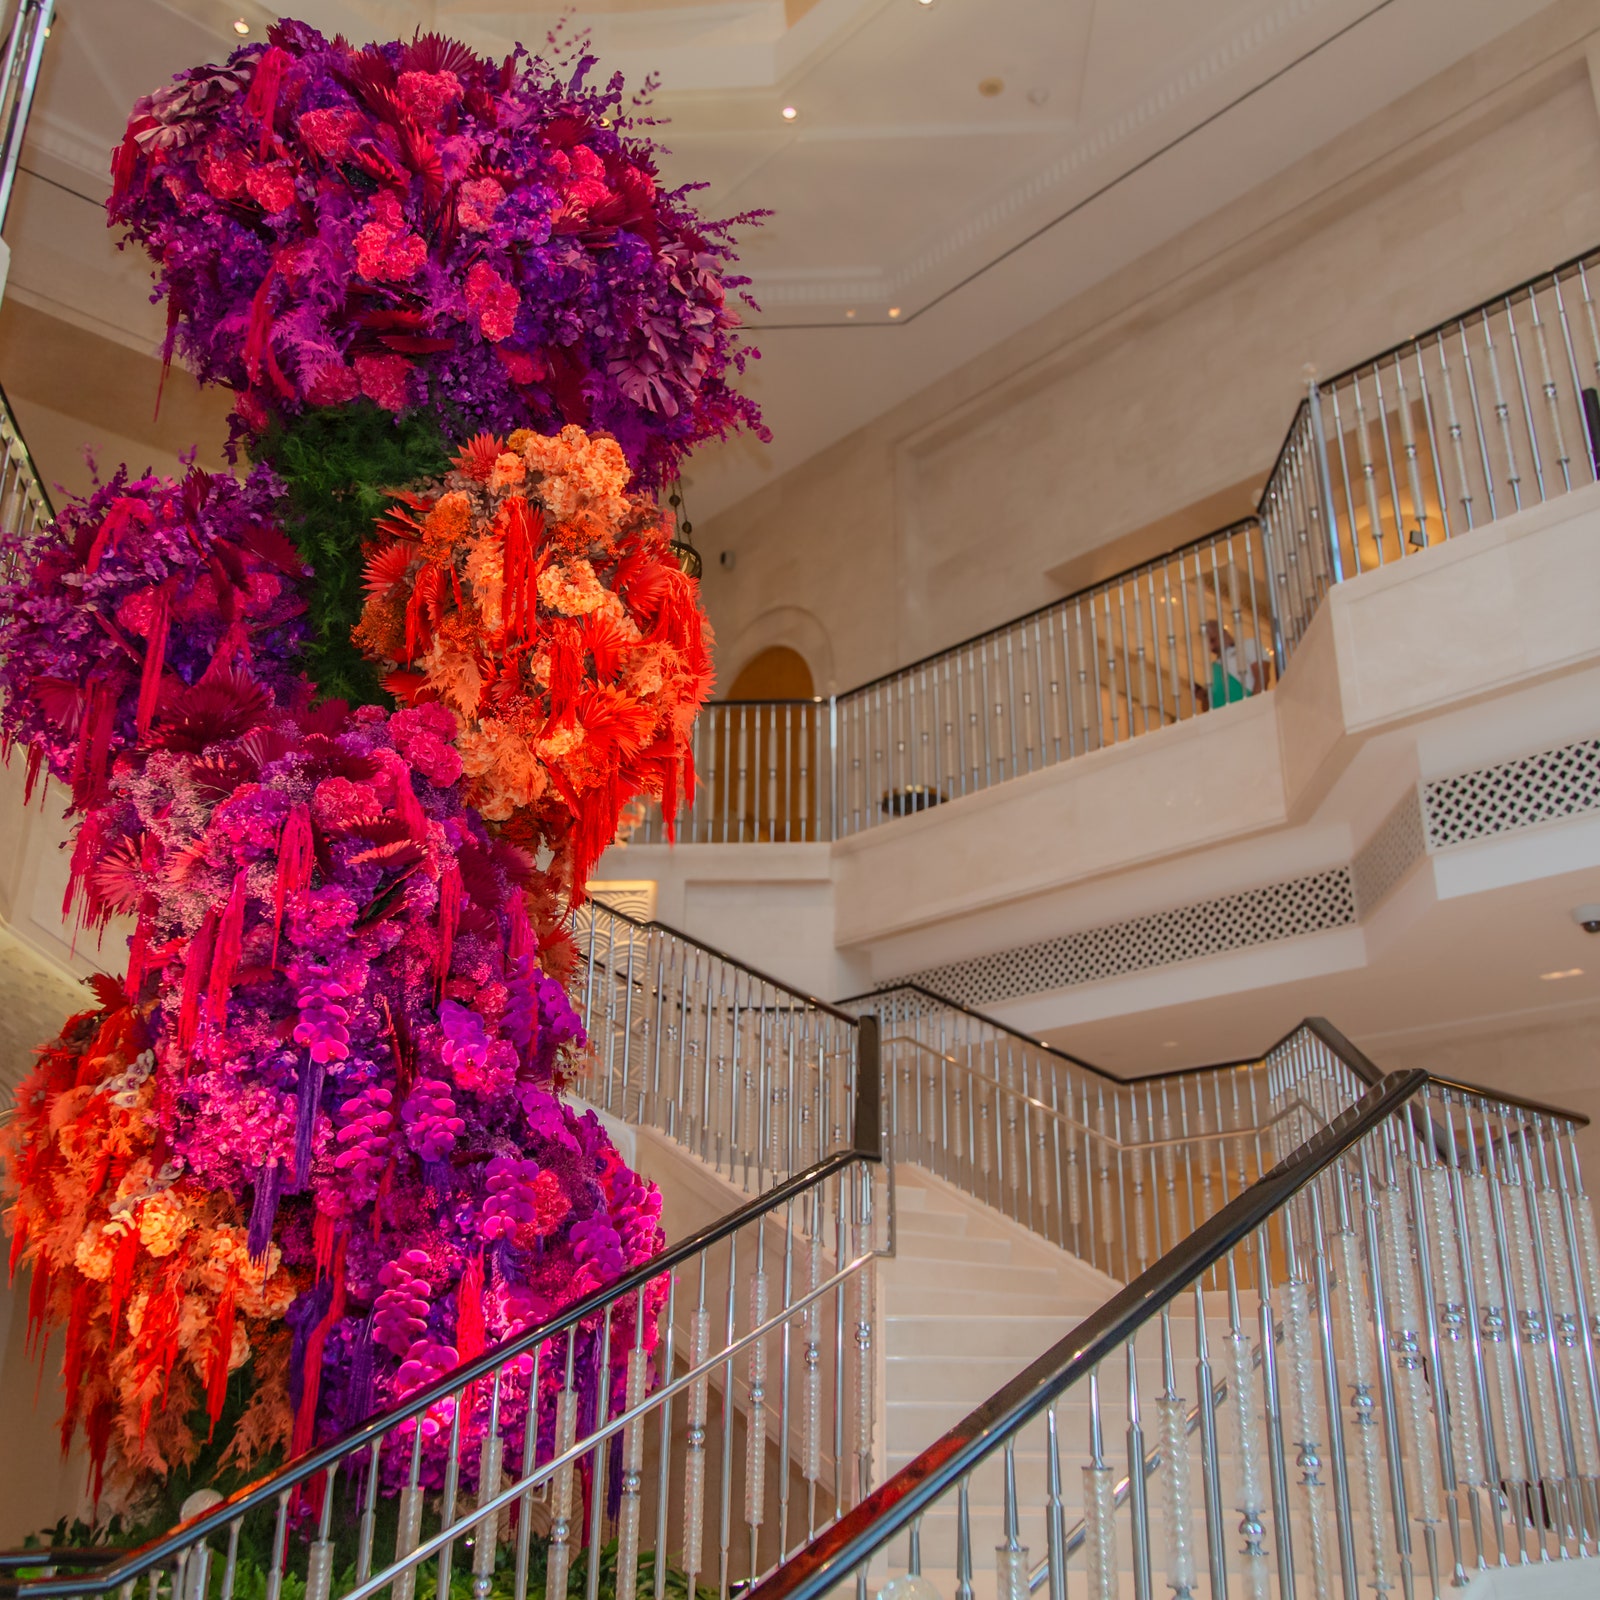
[396,70,463,124]
[456,178,503,233]
[305,360,360,406]
[355,354,412,412]
[297,107,363,158]
[355,193,426,282]
[464,262,519,343]
[390,703,463,787]
[244,161,296,215]
[197,143,249,199]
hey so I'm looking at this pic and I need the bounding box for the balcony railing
[625,244,1600,848]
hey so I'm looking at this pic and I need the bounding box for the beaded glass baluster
[1536,1161,1600,1515]
[1083,1368,1117,1600]
[1422,1164,1489,1546]
[307,1472,336,1600]
[854,1256,877,1501]
[546,1339,579,1600]
[1498,1141,1563,1522]
[473,1372,505,1598]
[1377,1168,1444,1585]
[802,1231,823,1534]
[1463,1162,1527,1503]
[616,1301,649,1600]
[1158,1311,1197,1600]
[746,1267,770,1555]
[1334,1221,1394,1595]
[1225,1263,1271,1600]
[394,1428,426,1600]
[683,1302,712,1585]
[1281,1269,1333,1600]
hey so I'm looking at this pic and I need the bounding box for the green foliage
[254,402,452,706]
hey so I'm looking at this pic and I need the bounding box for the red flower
[297,106,362,158]
[456,177,503,233]
[197,143,249,199]
[355,192,426,282]
[355,353,412,412]
[244,160,296,214]
[396,70,463,123]
[464,262,518,343]
[305,360,360,406]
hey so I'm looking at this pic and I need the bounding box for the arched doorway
[709,647,823,841]
[726,645,814,701]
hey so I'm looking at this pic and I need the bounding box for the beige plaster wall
[697,5,1600,694]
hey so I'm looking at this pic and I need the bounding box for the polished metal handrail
[743,1070,1430,1600]
[12,1011,884,1600]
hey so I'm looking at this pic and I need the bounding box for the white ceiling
[4,0,1561,516]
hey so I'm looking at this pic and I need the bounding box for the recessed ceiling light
[888,307,901,319]
[233,18,251,34]
[781,105,798,121]
[1541,967,1585,980]
[978,77,1004,98]
[1163,1040,1179,1048]
[845,309,856,319]
[916,0,935,7]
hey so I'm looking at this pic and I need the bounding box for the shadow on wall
[0,1272,86,1542]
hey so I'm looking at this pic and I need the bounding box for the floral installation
[109,21,766,487]
[0,464,309,813]
[354,425,714,896]
[0,12,738,1523]
[1,995,299,1496]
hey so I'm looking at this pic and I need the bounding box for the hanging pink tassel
[134,585,171,738]
[435,858,461,996]
[178,911,217,1060]
[455,1251,486,1363]
[271,802,314,964]
[244,45,290,158]
[205,869,248,1026]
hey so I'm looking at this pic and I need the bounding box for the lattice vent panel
[1423,738,1600,848]
[897,867,1356,1010]
[1352,787,1426,915]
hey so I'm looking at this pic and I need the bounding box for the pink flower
[297,107,362,158]
[464,262,518,343]
[197,143,249,199]
[396,70,463,124]
[305,360,359,406]
[244,161,296,214]
[355,192,426,282]
[355,354,412,412]
[390,703,463,787]
[456,178,503,233]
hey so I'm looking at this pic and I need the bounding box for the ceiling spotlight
[916,0,934,7]
[845,309,856,319]
[781,105,798,121]
[888,306,901,319]
[233,17,251,34]
[978,77,1004,98]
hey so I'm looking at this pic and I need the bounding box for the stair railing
[573,902,863,1195]
[0,0,51,232]
[2,907,884,1600]
[742,1033,1600,1600]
